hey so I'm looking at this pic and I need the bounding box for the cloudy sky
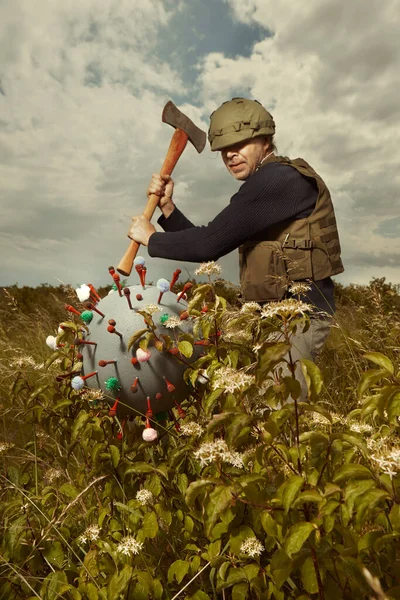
[1,0,399,290]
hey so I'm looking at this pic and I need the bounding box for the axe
[117,101,206,276]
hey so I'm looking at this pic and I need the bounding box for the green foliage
[0,277,399,599]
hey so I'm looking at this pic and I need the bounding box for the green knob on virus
[159,313,169,324]
[105,376,121,394]
[80,310,93,324]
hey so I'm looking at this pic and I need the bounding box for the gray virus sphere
[77,283,199,417]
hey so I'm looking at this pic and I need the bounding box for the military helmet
[208,98,275,152]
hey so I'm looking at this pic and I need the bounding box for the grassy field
[0,277,399,600]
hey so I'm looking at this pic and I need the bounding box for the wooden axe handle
[117,129,189,276]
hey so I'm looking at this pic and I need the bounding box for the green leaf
[124,462,154,476]
[256,342,290,383]
[364,352,394,375]
[279,475,304,514]
[205,485,234,537]
[185,479,215,507]
[333,463,374,483]
[301,556,318,594]
[232,582,249,600]
[107,566,133,600]
[43,542,64,569]
[260,511,278,537]
[59,483,79,499]
[139,511,158,540]
[41,571,68,600]
[204,388,223,415]
[178,340,194,358]
[168,560,190,585]
[71,410,91,441]
[109,445,120,468]
[300,359,323,401]
[357,368,389,399]
[283,522,315,557]
[270,548,292,589]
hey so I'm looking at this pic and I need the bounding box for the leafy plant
[0,272,399,599]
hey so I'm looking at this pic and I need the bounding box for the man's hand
[148,173,175,218]
[128,215,156,246]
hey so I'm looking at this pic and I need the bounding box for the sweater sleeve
[157,207,195,232]
[148,164,317,263]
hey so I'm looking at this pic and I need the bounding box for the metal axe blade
[162,101,206,154]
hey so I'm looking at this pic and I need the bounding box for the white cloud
[1,0,399,290]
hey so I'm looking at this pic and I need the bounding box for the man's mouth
[229,162,244,169]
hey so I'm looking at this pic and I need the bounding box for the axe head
[162,101,206,153]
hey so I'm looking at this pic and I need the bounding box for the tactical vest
[239,154,344,302]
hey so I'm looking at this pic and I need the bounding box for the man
[128,98,344,380]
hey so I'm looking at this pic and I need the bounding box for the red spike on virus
[84,302,105,318]
[170,269,181,290]
[194,339,211,346]
[123,288,133,309]
[130,357,139,365]
[130,377,139,393]
[141,266,147,288]
[81,371,97,381]
[87,283,101,302]
[135,264,143,285]
[107,325,123,339]
[65,304,81,316]
[163,376,176,393]
[117,419,126,440]
[179,310,189,321]
[146,396,153,419]
[174,399,186,419]
[98,359,117,367]
[112,273,122,296]
[177,282,193,303]
[109,398,119,417]
[74,337,97,347]
[108,265,116,276]
[108,319,116,326]
[155,392,163,400]
[136,293,143,301]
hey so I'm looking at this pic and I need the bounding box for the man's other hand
[148,173,175,218]
[128,215,156,246]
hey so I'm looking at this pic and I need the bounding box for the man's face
[221,137,271,181]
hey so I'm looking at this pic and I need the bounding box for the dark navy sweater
[148,162,336,314]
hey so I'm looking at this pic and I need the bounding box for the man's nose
[223,148,238,158]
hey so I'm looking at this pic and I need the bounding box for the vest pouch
[240,241,288,302]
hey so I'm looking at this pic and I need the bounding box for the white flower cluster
[370,447,400,479]
[0,442,14,453]
[136,489,154,506]
[78,525,100,545]
[194,261,222,276]
[164,316,181,329]
[261,298,312,319]
[179,422,204,437]
[81,389,105,402]
[44,468,63,484]
[288,282,312,295]
[142,304,160,315]
[10,355,43,369]
[348,421,373,434]
[240,537,265,557]
[240,302,262,313]
[194,439,244,469]
[116,536,144,556]
[212,367,255,394]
